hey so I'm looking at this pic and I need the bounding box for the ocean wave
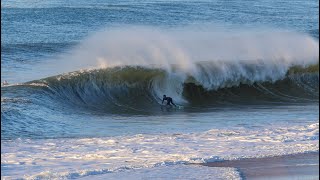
[2,27,318,111]
[12,62,317,111]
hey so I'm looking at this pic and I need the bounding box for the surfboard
[161,104,184,109]
[176,105,184,109]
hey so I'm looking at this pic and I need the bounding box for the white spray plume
[14,25,316,103]
[26,25,318,91]
[55,25,318,72]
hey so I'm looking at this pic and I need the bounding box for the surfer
[162,95,177,107]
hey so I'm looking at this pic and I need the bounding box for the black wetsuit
[162,97,176,106]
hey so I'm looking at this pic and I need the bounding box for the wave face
[16,63,317,114]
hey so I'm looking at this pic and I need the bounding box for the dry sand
[203,152,319,180]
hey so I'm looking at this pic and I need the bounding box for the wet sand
[203,152,319,179]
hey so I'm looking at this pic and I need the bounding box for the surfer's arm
[162,98,164,104]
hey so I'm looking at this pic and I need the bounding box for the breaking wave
[13,62,317,113]
[2,26,319,112]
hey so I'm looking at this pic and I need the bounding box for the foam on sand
[1,123,318,179]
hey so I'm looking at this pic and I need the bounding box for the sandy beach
[203,152,319,180]
[78,152,318,180]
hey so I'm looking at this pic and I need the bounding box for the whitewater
[1,0,319,179]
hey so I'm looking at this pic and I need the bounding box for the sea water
[1,0,319,179]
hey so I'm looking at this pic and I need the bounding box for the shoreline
[202,152,319,179]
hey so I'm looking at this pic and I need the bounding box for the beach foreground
[76,152,318,179]
[203,152,319,180]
